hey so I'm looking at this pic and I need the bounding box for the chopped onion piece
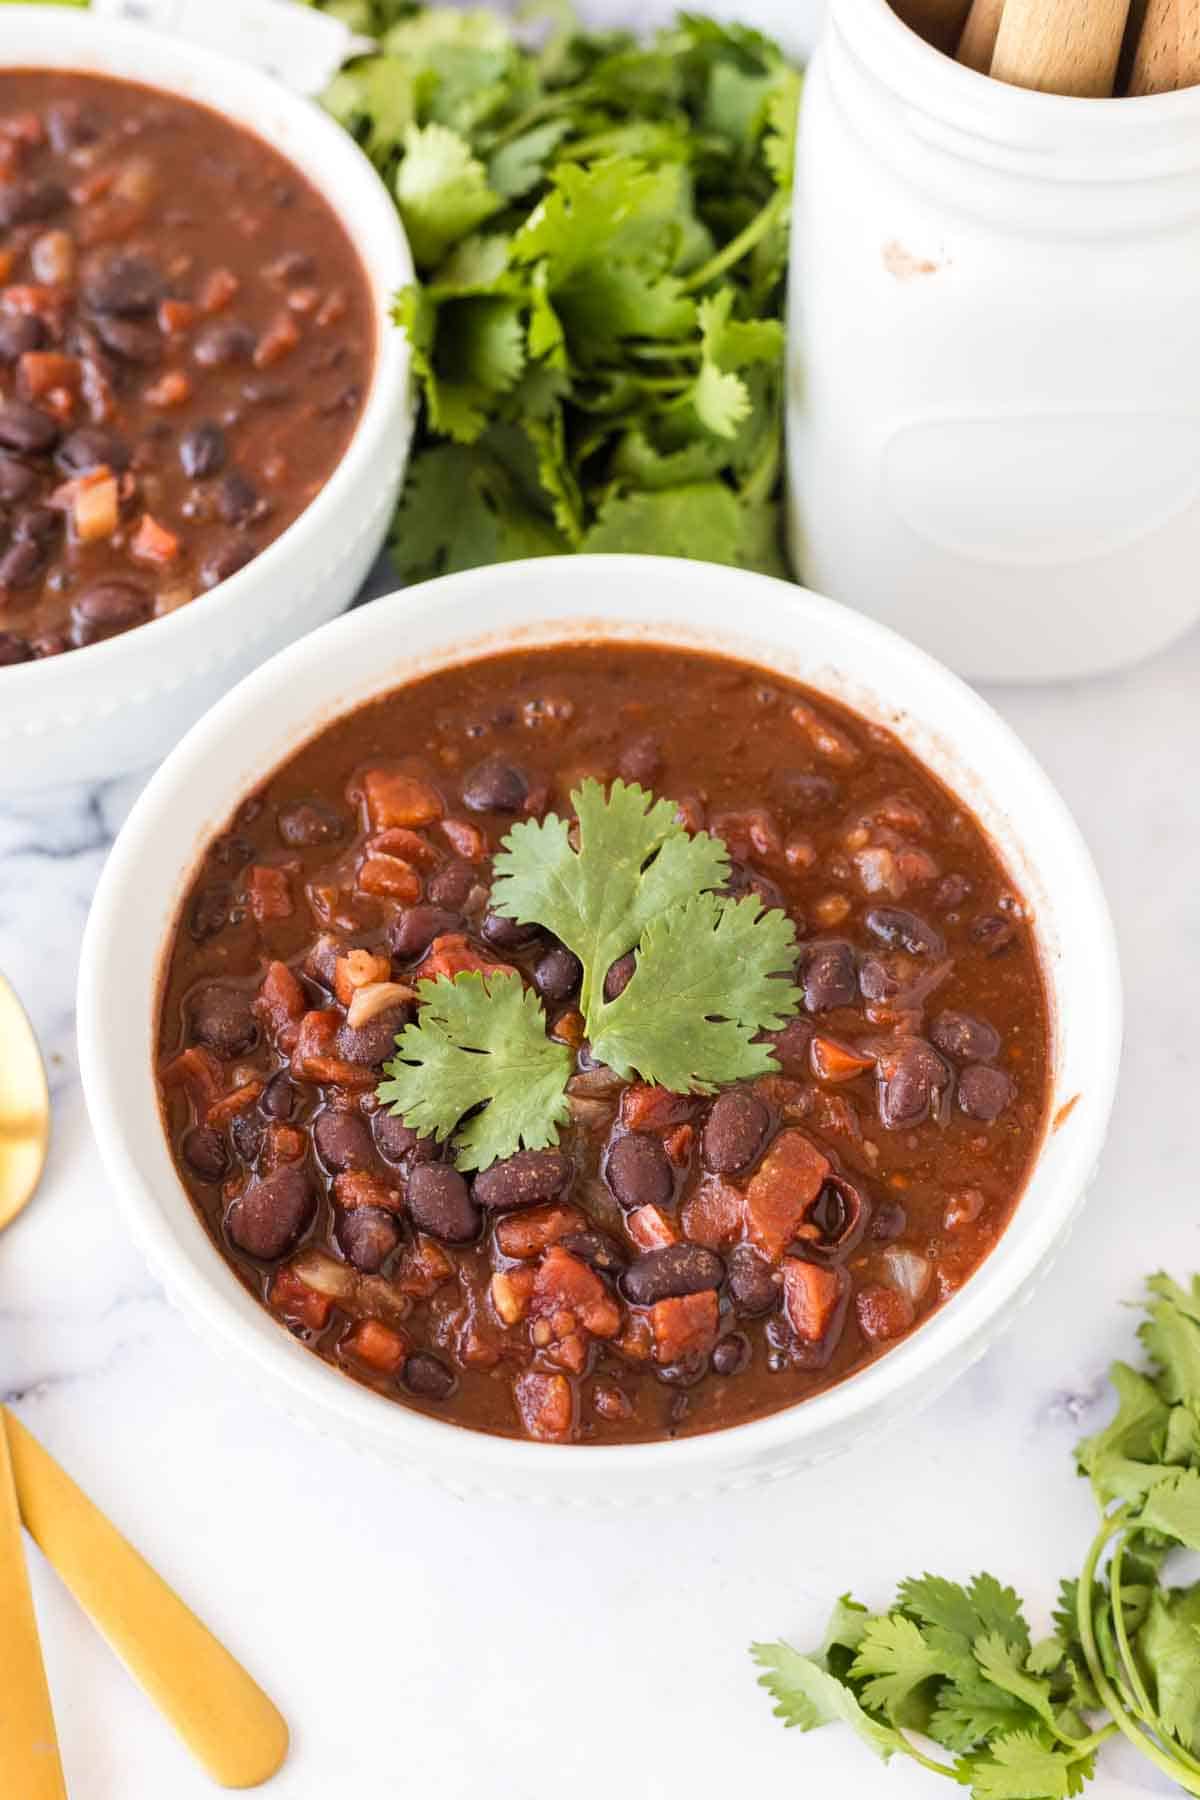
[346,980,416,1030]
[290,1248,357,1302]
[882,1245,932,1304]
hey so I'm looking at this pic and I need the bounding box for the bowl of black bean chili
[0,11,413,792]
[78,556,1121,1503]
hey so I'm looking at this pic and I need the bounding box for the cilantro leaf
[850,1613,950,1722]
[1134,1584,1200,1751]
[750,1642,902,1760]
[1135,1468,1200,1549]
[970,1635,1060,1735]
[580,483,749,563]
[590,891,799,1090]
[491,778,730,1027]
[960,1731,1087,1800]
[378,970,571,1170]
[1076,1362,1171,1506]
[395,123,502,269]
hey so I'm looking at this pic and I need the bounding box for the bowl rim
[0,5,412,698]
[77,555,1123,1485]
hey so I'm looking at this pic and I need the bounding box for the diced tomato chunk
[333,948,390,1006]
[334,1171,404,1214]
[530,1247,620,1339]
[245,864,293,921]
[856,1283,916,1344]
[160,1045,222,1111]
[205,1081,264,1126]
[417,934,515,983]
[130,511,180,564]
[626,1204,679,1251]
[495,1202,585,1259]
[491,1266,536,1324]
[619,1084,693,1132]
[394,1235,455,1297]
[680,1177,744,1249]
[357,855,421,903]
[255,959,307,1051]
[810,1036,876,1083]
[367,827,439,868]
[291,1010,375,1089]
[440,817,485,861]
[254,310,300,367]
[343,1318,409,1375]
[358,769,443,829]
[650,1291,719,1364]
[664,1123,694,1166]
[158,297,196,335]
[269,1267,332,1332]
[743,1129,831,1260]
[781,1258,847,1344]
[17,350,79,398]
[143,370,192,409]
[261,1123,307,1171]
[515,1369,574,1441]
[72,470,119,542]
[199,267,240,313]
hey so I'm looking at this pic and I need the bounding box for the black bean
[0,540,43,589]
[870,1200,908,1241]
[727,1244,780,1314]
[338,1206,401,1274]
[373,1111,437,1166]
[426,861,476,909]
[930,1010,1001,1063]
[765,1016,813,1071]
[807,1176,866,1254]
[194,322,256,368]
[188,881,231,940]
[15,506,60,546]
[389,906,464,961]
[267,250,317,285]
[94,313,161,364]
[776,770,839,814]
[858,956,900,1003]
[876,1038,950,1129]
[406,1164,480,1243]
[276,799,344,848]
[71,581,151,645]
[240,378,292,407]
[0,631,31,666]
[971,913,1018,956]
[0,315,45,364]
[933,873,972,912]
[179,422,227,480]
[0,456,37,501]
[314,1109,375,1173]
[702,1090,770,1175]
[404,1351,457,1401]
[533,944,581,1002]
[712,1333,751,1376]
[230,1112,264,1164]
[622,1244,724,1305]
[865,907,944,958]
[201,538,256,587]
[559,1230,628,1274]
[481,911,540,950]
[334,1003,411,1068]
[0,181,67,228]
[462,755,528,813]
[217,471,262,525]
[604,952,636,1001]
[261,1072,297,1120]
[56,426,132,476]
[182,1125,228,1182]
[604,1132,672,1209]
[724,860,785,913]
[803,940,858,1012]
[473,1149,570,1210]
[225,1165,314,1261]
[0,403,58,455]
[189,984,257,1057]
[957,1064,1015,1122]
[83,252,164,316]
[617,734,662,784]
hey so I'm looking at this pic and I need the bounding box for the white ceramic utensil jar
[788,0,1200,682]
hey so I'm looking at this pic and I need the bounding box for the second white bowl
[77,555,1122,1504]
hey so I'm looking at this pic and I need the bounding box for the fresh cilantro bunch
[378,779,800,1169]
[753,1273,1200,1798]
[308,2,800,579]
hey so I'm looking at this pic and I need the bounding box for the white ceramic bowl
[0,7,413,794]
[78,556,1122,1505]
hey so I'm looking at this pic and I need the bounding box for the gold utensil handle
[4,1411,288,1791]
[0,1415,67,1799]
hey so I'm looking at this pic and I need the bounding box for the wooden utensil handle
[992,0,1133,93]
[892,0,975,50]
[1128,0,1177,90]
[5,1411,289,1792]
[0,1418,67,1800]
[957,0,1006,69]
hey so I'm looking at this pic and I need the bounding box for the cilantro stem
[1076,1507,1200,1796]
[1109,1532,1157,1730]
[681,188,787,293]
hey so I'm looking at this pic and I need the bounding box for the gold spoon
[0,972,66,1797]
[0,973,288,1789]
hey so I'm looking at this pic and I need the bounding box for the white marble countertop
[0,579,1194,1800]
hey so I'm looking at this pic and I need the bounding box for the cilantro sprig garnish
[310,3,800,579]
[752,1273,1200,1798]
[379,780,800,1170]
